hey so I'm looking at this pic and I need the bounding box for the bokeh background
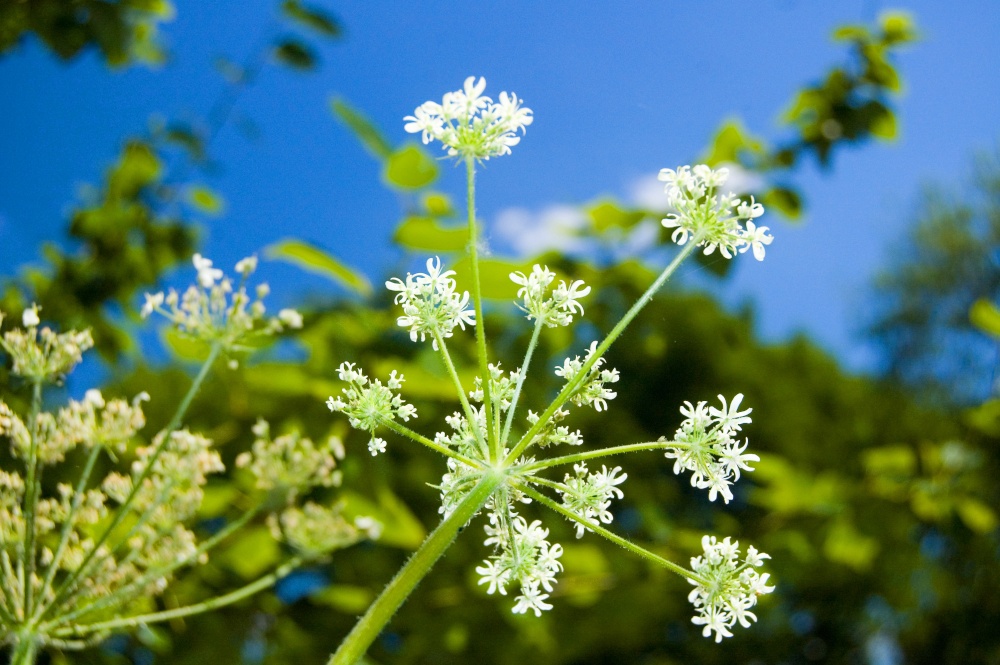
[1,1,999,664]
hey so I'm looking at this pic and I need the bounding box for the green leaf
[281,0,341,37]
[186,185,224,215]
[220,526,283,579]
[452,258,534,300]
[422,192,454,217]
[869,106,898,140]
[970,299,1000,337]
[394,216,469,252]
[702,120,764,166]
[273,38,316,70]
[330,98,394,159]
[310,584,374,613]
[384,145,438,189]
[823,518,879,571]
[831,24,869,43]
[588,200,644,231]
[266,238,372,296]
[957,498,999,533]
[762,186,803,220]
[339,489,426,549]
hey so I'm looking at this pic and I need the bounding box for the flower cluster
[476,515,563,616]
[1,389,147,465]
[385,257,476,349]
[269,503,381,557]
[664,394,760,504]
[554,341,620,412]
[141,253,302,356]
[510,265,591,328]
[326,363,417,456]
[688,536,775,642]
[557,464,628,538]
[236,419,342,499]
[404,76,533,160]
[658,165,773,261]
[0,306,94,383]
[470,363,520,413]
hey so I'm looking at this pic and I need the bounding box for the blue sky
[1,0,998,373]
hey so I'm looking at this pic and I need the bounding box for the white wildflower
[688,536,774,642]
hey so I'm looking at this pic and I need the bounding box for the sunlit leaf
[394,216,469,252]
[330,97,394,159]
[384,145,438,189]
[763,186,803,220]
[186,185,224,215]
[957,498,999,533]
[266,238,372,296]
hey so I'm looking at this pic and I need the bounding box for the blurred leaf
[243,363,339,399]
[394,216,469,252]
[220,526,283,579]
[702,120,764,166]
[266,238,372,296]
[200,485,241,517]
[957,498,998,533]
[422,192,454,217]
[186,185,224,215]
[330,98,394,159]
[693,250,732,278]
[880,11,918,45]
[310,584,374,613]
[452,258,534,300]
[384,145,438,189]
[823,518,879,570]
[340,489,426,549]
[281,0,341,37]
[273,38,316,70]
[763,186,803,220]
[869,105,898,140]
[588,200,644,232]
[970,299,1000,337]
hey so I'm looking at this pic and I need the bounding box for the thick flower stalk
[326,80,776,665]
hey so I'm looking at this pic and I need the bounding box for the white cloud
[491,204,589,257]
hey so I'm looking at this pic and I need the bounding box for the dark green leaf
[763,186,804,220]
[273,38,316,70]
[281,0,341,37]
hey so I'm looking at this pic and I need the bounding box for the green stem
[53,556,305,637]
[379,418,483,469]
[521,441,678,472]
[516,483,704,585]
[21,380,43,617]
[0,551,22,623]
[328,471,505,665]
[43,500,264,630]
[500,318,544,448]
[464,156,497,462]
[40,342,222,621]
[9,631,39,665]
[432,330,487,459]
[506,241,699,464]
[31,445,103,621]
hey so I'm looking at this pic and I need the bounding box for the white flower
[403,76,533,160]
[554,341,620,412]
[688,536,774,642]
[368,437,387,456]
[386,257,475,348]
[510,265,591,328]
[192,253,223,288]
[664,394,757,504]
[327,363,417,458]
[658,165,773,261]
[22,304,40,328]
[278,308,304,329]
[235,255,258,276]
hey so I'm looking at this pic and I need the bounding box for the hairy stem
[41,342,221,621]
[380,418,483,468]
[9,630,39,665]
[521,441,678,472]
[31,445,104,621]
[52,556,305,637]
[433,330,487,459]
[465,156,498,462]
[517,482,704,585]
[21,380,43,618]
[500,317,544,448]
[506,240,699,463]
[328,471,504,665]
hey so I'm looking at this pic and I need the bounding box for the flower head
[404,76,533,160]
[659,165,773,261]
[386,257,475,349]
